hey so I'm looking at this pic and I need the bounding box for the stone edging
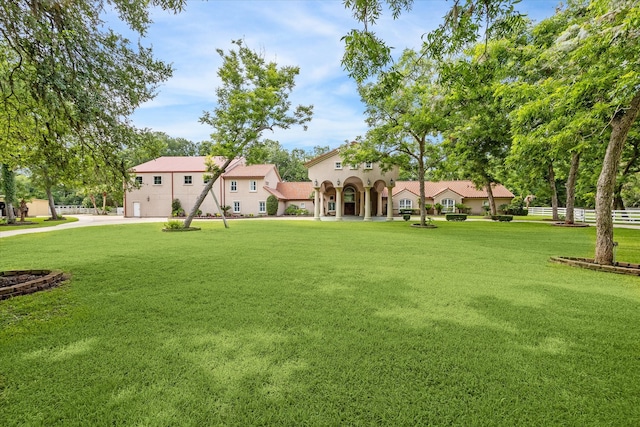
[549,257,640,276]
[0,270,66,300]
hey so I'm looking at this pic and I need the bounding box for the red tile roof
[132,156,243,173]
[222,164,278,179]
[385,181,514,198]
[272,182,314,200]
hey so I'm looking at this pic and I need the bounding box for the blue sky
[114,0,561,151]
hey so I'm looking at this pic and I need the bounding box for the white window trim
[153,176,162,185]
[335,161,342,170]
[230,180,237,192]
[184,176,193,185]
[364,161,373,169]
[399,199,413,209]
[442,198,456,213]
[233,201,241,213]
[258,201,266,213]
[250,180,257,192]
[300,202,306,209]
[135,176,143,185]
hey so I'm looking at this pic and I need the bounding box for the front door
[344,203,356,215]
[133,202,141,217]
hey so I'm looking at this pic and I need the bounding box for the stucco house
[125,150,514,219]
[388,181,514,215]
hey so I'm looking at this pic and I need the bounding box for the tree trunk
[594,90,640,265]
[46,186,59,220]
[418,159,426,226]
[183,157,236,228]
[1,164,16,224]
[565,151,580,224]
[102,192,108,215]
[613,185,625,210]
[548,162,559,221]
[486,181,496,216]
[89,194,99,215]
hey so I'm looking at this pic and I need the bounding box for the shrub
[285,204,299,215]
[446,214,467,221]
[491,215,513,222]
[266,195,278,216]
[164,220,184,229]
[434,203,443,215]
[403,214,411,221]
[171,199,184,217]
[455,203,471,214]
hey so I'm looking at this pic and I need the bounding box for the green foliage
[454,203,470,214]
[491,215,513,222]
[163,219,184,229]
[184,40,313,228]
[402,213,411,221]
[434,203,443,214]
[266,195,279,216]
[284,204,309,216]
[171,199,185,217]
[445,213,467,221]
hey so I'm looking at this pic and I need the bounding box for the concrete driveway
[0,215,168,239]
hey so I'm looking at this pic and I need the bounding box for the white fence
[54,206,95,214]
[528,207,640,224]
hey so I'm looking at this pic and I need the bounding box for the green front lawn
[1,220,639,425]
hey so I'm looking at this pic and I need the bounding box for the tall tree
[182,40,313,228]
[341,49,445,226]
[0,0,184,193]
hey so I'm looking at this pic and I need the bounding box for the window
[399,199,412,209]
[300,202,306,209]
[184,175,192,185]
[328,202,336,211]
[233,201,241,213]
[250,180,257,192]
[153,176,162,185]
[344,188,355,202]
[135,176,143,185]
[442,198,455,213]
[349,163,359,170]
[258,201,266,213]
[335,161,342,170]
[230,180,237,192]
[364,161,373,169]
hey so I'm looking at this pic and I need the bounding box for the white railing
[55,205,96,215]
[528,207,640,224]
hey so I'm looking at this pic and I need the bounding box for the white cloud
[108,0,559,151]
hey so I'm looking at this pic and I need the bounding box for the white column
[319,192,325,217]
[359,190,365,216]
[377,191,383,216]
[335,187,343,221]
[364,186,372,221]
[387,186,394,221]
[313,187,321,220]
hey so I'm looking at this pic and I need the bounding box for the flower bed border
[549,257,640,276]
[0,270,66,300]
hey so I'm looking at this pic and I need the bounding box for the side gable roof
[223,164,280,180]
[132,156,244,173]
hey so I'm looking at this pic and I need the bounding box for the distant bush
[285,204,309,216]
[164,220,184,229]
[446,214,467,221]
[266,195,278,216]
[171,199,185,217]
[491,215,513,222]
